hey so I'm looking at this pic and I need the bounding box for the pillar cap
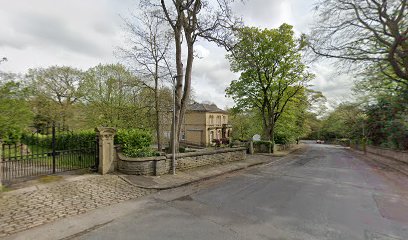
[95,127,116,135]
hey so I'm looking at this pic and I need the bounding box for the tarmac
[119,144,304,190]
[0,144,303,238]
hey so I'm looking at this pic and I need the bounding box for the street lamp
[171,74,182,175]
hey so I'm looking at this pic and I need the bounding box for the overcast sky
[0,0,353,109]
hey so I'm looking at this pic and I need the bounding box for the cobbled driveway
[0,175,155,237]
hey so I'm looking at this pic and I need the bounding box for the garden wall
[117,147,247,176]
[253,142,293,153]
[351,144,408,164]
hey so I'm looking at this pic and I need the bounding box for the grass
[0,185,11,193]
[38,175,63,183]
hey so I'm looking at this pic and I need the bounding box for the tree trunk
[261,108,269,140]
[270,121,275,154]
[270,110,275,153]
[170,25,183,153]
[177,35,194,143]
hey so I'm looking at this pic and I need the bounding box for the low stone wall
[253,143,293,153]
[351,144,408,163]
[117,147,247,176]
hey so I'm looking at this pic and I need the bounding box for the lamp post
[171,74,182,175]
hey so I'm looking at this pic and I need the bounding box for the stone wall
[117,147,247,176]
[253,143,293,153]
[352,145,408,164]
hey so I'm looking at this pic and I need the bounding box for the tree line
[2,0,405,152]
[306,0,408,150]
[0,64,173,144]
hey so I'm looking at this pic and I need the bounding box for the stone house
[165,102,232,147]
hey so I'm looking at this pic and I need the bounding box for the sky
[0,0,353,109]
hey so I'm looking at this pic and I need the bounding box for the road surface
[70,143,408,240]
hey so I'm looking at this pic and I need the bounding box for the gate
[1,124,99,184]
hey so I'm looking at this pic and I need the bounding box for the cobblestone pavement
[0,175,155,237]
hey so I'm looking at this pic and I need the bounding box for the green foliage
[253,140,273,153]
[365,95,408,150]
[0,79,33,143]
[27,66,85,129]
[21,130,96,150]
[229,110,262,141]
[319,103,366,141]
[226,24,314,141]
[253,140,273,146]
[115,129,154,157]
[83,64,145,129]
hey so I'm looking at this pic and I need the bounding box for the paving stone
[0,175,155,236]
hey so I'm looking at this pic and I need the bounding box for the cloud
[232,0,314,32]
[8,13,105,56]
[192,42,238,97]
[310,62,355,107]
[0,0,126,72]
[0,0,352,109]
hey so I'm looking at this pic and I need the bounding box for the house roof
[187,102,227,114]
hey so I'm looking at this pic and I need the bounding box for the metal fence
[1,124,98,183]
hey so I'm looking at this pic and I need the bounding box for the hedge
[115,129,155,157]
[21,130,96,150]
[21,128,155,158]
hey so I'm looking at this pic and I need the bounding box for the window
[223,116,226,124]
[209,115,214,125]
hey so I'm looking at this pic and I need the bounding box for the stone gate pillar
[96,127,116,175]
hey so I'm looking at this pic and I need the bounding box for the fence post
[95,127,116,175]
[52,123,56,174]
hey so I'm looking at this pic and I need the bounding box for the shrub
[274,133,292,145]
[220,138,230,145]
[253,140,273,153]
[179,146,186,153]
[21,130,96,150]
[212,139,221,147]
[115,129,154,157]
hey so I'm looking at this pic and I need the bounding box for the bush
[253,140,273,147]
[21,130,96,150]
[253,140,273,153]
[115,129,154,157]
[212,139,221,147]
[274,133,292,145]
[220,138,230,145]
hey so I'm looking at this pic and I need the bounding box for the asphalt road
[71,143,408,240]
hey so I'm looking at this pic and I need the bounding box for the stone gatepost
[249,140,254,155]
[96,127,116,175]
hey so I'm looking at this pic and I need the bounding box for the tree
[365,95,408,149]
[309,0,408,86]
[83,64,143,129]
[229,109,261,141]
[118,10,174,151]
[27,66,85,129]
[320,103,366,141]
[145,0,241,152]
[226,24,313,151]
[0,74,32,142]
